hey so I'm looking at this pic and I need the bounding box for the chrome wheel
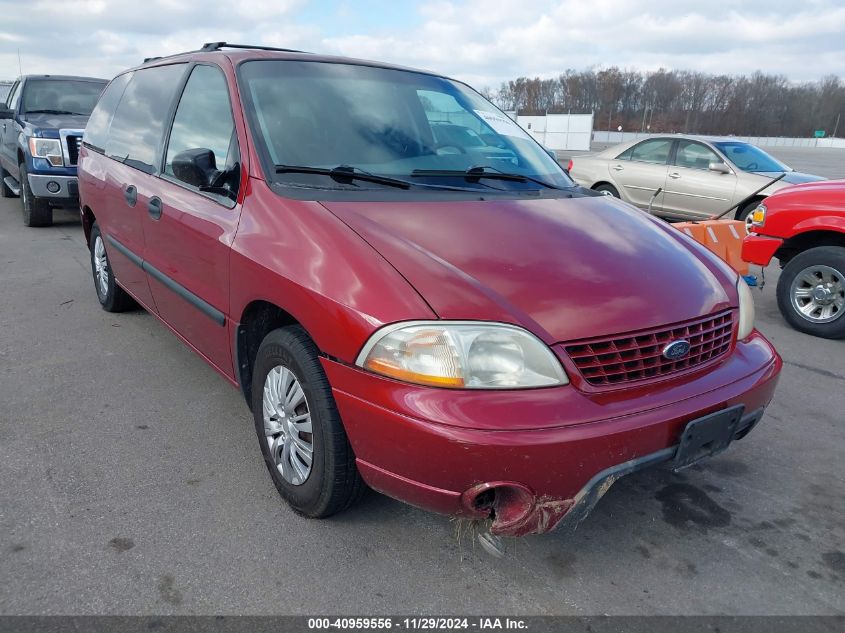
[262,366,313,485]
[93,235,109,298]
[790,264,845,323]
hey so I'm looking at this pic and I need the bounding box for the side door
[662,140,738,219]
[607,138,672,211]
[97,64,188,309]
[141,63,244,378]
[1,80,22,175]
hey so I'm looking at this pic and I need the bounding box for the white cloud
[0,0,841,86]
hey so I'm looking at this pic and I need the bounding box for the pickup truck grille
[65,134,82,165]
[564,310,734,387]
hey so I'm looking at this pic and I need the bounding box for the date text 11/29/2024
[307,617,528,630]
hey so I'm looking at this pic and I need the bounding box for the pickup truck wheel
[777,246,845,339]
[251,326,365,518]
[0,165,17,198]
[594,183,619,198]
[89,223,135,312]
[19,162,52,227]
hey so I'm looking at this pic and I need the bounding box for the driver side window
[675,141,721,170]
[164,64,239,204]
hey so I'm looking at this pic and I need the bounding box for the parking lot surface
[0,148,843,615]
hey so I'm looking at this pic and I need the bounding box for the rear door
[608,138,671,211]
[140,63,243,378]
[662,140,738,219]
[97,64,188,309]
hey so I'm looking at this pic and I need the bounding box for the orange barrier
[674,220,749,276]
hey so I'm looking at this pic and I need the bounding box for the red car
[743,180,845,339]
[78,43,781,537]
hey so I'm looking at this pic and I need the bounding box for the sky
[1,0,844,88]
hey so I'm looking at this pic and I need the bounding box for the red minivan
[78,43,781,538]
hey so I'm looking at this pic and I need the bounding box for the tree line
[483,68,845,138]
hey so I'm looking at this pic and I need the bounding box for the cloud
[0,0,841,86]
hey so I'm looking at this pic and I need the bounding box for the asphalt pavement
[0,149,843,615]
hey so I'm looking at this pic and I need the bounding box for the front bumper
[27,174,79,200]
[322,332,781,536]
[742,233,783,266]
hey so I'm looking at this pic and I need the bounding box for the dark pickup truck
[0,74,107,226]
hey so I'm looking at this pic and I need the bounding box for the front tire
[89,223,135,312]
[776,246,845,339]
[252,326,364,518]
[19,162,52,227]
[594,183,619,198]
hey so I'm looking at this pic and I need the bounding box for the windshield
[22,79,106,116]
[713,141,791,173]
[238,60,573,191]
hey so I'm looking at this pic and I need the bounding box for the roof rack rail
[143,56,162,63]
[200,42,309,54]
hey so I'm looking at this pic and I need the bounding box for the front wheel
[594,183,619,198]
[251,326,365,517]
[776,246,845,339]
[19,162,52,227]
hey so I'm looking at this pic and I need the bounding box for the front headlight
[356,321,569,389]
[737,277,755,340]
[28,137,63,167]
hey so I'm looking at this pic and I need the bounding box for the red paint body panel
[742,179,845,266]
[324,333,780,535]
[78,47,785,537]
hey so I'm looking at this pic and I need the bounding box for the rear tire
[776,246,845,339]
[251,325,365,518]
[594,183,619,198]
[20,162,52,227]
[89,223,135,312]
[0,165,17,198]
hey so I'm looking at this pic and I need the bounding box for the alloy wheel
[790,264,845,323]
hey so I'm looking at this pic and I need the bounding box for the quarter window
[164,64,239,204]
[628,139,672,165]
[105,64,186,174]
[7,81,21,110]
[84,73,132,154]
[675,140,721,170]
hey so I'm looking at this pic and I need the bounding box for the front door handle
[124,185,137,206]
[611,164,624,171]
[668,172,681,179]
[147,196,162,220]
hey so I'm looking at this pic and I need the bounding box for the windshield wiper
[24,109,82,115]
[411,165,563,190]
[275,164,410,189]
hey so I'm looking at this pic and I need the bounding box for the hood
[321,195,736,343]
[759,170,826,185]
[23,112,90,132]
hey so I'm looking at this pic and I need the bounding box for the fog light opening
[46,181,61,194]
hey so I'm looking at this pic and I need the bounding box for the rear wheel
[594,183,619,198]
[89,223,135,312]
[251,326,365,517]
[776,246,845,339]
[20,162,52,227]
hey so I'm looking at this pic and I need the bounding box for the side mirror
[172,148,220,188]
[708,161,731,174]
[0,106,13,120]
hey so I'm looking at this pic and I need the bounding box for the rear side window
[164,64,239,204]
[84,73,132,153]
[105,64,186,174]
[7,81,21,110]
[627,139,672,165]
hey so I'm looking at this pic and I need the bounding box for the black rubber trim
[105,235,225,327]
[556,406,764,531]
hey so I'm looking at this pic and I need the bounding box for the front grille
[66,135,82,165]
[564,310,734,387]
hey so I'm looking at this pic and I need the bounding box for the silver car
[568,135,824,221]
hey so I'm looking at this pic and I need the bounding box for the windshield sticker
[474,110,531,139]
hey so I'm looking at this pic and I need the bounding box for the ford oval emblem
[662,340,691,360]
